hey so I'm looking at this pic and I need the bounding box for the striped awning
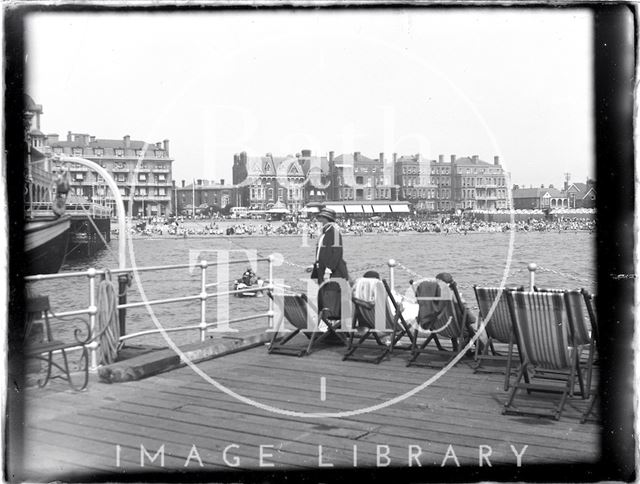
[344,204,364,213]
[325,204,346,213]
[372,204,392,213]
[362,205,374,213]
[390,204,410,213]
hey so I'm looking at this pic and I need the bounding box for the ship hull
[24,215,71,276]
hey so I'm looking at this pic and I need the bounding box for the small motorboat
[233,269,268,297]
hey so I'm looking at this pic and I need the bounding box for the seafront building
[174,179,239,215]
[46,132,174,217]
[232,150,328,211]
[232,149,510,213]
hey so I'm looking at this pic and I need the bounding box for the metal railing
[25,255,276,372]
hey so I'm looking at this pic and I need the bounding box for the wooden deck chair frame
[25,296,90,391]
[503,290,580,421]
[406,277,467,369]
[267,292,345,357]
[533,288,590,399]
[473,286,521,390]
[342,279,414,365]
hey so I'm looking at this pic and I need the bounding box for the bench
[25,296,91,391]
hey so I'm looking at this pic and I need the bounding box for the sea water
[28,231,595,347]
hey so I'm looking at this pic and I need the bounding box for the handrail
[25,255,276,373]
[24,257,272,282]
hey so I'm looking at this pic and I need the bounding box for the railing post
[199,260,208,342]
[388,259,397,293]
[117,274,129,339]
[87,268,99,371]
[528,263,537,291]
[267,254,274,330]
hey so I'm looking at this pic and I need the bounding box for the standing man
[311,208,349,283]
[311,208,350,320]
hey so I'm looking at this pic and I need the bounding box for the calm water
[30,231,595,347]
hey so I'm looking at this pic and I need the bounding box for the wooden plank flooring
[13,335,600,481]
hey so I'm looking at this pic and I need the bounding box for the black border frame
[4,3,636,482]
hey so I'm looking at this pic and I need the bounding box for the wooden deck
[12,335,600,481]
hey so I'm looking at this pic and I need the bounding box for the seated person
[242,268,257,286]
[435,272,486,352]
[361,270,419,330]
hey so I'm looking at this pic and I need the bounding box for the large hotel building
[233,150,509,212]
[46,132,174,217]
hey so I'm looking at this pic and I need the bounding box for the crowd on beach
[120,215,595,237]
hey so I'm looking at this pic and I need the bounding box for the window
[72,148,83,156]
[116,174,126,183]
[139,188,147,196]
[75,173,84,180]
[158,174,166,182]
[94,148,104,157]
[115,149,124,157]
[136,150,143,157]
[356,176,364,185]
[139,174,147,182]
[155,151,163,158]
[159,188,166,196]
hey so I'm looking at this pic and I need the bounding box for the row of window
[250,187,303,201]
[119,188,168,197]
[54,146,166,158]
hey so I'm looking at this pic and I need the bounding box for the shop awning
[372,204,392,213]
[362,205,374,213]
[325,204,346,213]
[344,204,364,213]
[390,204,410,213]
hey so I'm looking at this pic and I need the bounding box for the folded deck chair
[406,275,467,368]
[503,290,580,420]
[473,286,519,390]
[267,292,345,357]
[343,278,413,364]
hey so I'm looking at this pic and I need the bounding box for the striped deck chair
[406,275,467,368]
[473,286,519,390]
[503,290,579,420]
[534,288,591,398]
[267,292,345,357]
[343,278,414,364]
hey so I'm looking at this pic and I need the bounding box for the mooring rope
[95,269,120,365]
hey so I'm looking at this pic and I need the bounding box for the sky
[26,9,594,188]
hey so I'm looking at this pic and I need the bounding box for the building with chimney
[232,151,316,211]
[394,153,437,211]
[328,151,396,202]
[46,132,174,217]
[175,179,238,215]
[511,185,568,210]
[446,155,509,211]
[565,179,596,209]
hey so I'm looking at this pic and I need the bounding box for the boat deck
[13,335,599,481]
